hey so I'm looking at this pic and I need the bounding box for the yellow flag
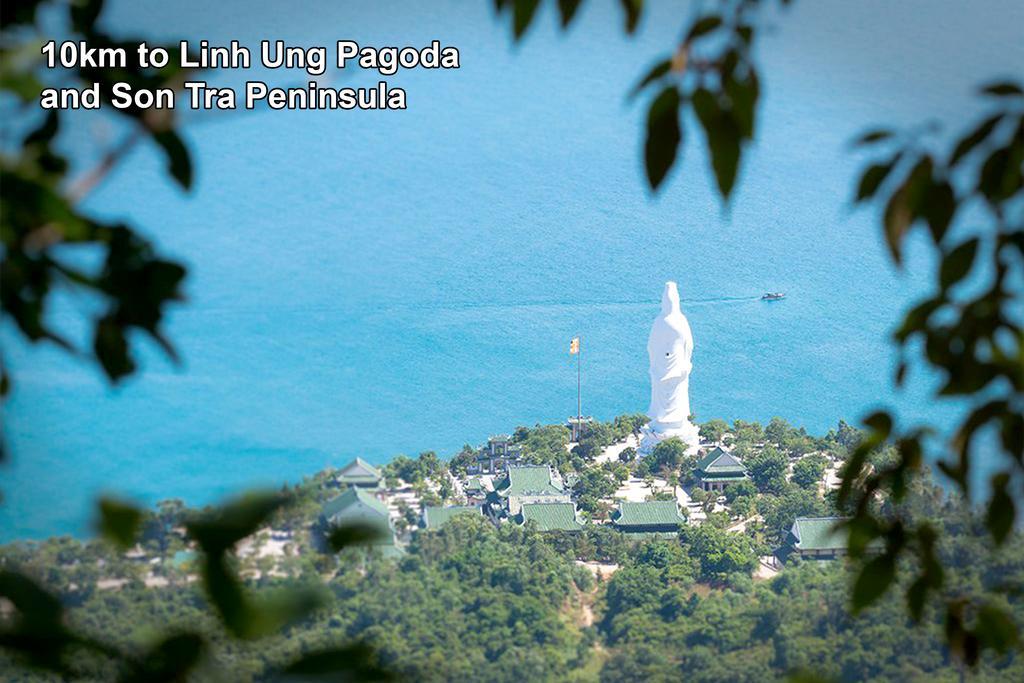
[569,337,580,355]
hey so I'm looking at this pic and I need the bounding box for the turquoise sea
[3,0,1022,540]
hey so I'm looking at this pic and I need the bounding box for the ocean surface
[2,0,1022,541]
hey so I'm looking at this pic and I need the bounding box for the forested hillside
[3,438,1022,682]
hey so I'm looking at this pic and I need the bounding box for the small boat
[761,292,786,301]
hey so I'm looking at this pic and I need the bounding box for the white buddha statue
[639,281,700,455]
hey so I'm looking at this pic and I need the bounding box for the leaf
[94,316,134,381]
[644,86,681,191]
[152,130,192,190]
[629,58,671,99]
[985,473,1014,545]
[907,576,929,622]
[0,570,63,623]
[512,0,540,39]
[938,238,979,290]
[1,0,47,27]
[852,553,895,611]
[980,81,1024,97]
[282,643,392,681]
[70,0,105,34]
[863,411,893,437]
[852,129,892,146]
[880,184,913,264]
[978,146,1021,203]
[975,604,1019,653]
[186,490,290,554]
[686,16,722,41]
[922,180,955,243]
[843,516,881,557]
[692,88,742,200]
[893,298,940,343]
[618,0,642,34]
[725,68,759,140]
[895,359,907,386]
[882,158,932,264]
[96,496,143,549]
[327,523,387,552]
[118,633,204,683]
[197,554,249,637]
[950,114,1002,166]
[855,160,895,202]
[556,0,582,27]
[1000,412,1023,462]
[24,110,59,147]
[244,586,328,638]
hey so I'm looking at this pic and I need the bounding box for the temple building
[694,446,748,492]
[334,457,383,489]
[462,476,489,503]
[320,486,400,557]
[517,502,585,532]
[489,464,570,516]
[610,500,687,536]
[467,434,523,475]
[566,415,595,440]
[785,517,878,560]
[422,505,483,530]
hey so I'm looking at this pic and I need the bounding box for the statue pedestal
[638,422,700,456]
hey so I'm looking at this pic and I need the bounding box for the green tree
[723,480,756,503]
[613,413,649,439]
[649,437,689,474]
[448,444,476,476]
[699,418,729,444]
[759,487,827,546]
[573,421,616,461]
[573,469,618,515]
[745,446,788,495]
[679,524,759,584]
[792,454,827,490]
[514,423,572,467]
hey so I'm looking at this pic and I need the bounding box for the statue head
[661,281,681,317]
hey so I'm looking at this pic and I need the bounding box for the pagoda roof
[321,487,392,544]
[423,505,483,530]
[789,517,850,551]
[611,501,686,528]
[695,446,746,475]
[336,457,382,484]
[495,465,565,498]
[519,503,584,532]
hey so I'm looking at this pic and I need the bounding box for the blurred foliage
[837,79,1023,665]
[1,0,389,679]
[1,490,391,680]
[1,0,194,392]
[495,0,787,195]
[1,0,1021,678]
[496,0,1022,667]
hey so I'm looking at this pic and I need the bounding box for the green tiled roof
[423,505,482,529]
[789,517,849,551]
[336,457,382,484]
[321,487,393,544]
[519,503,584,532]
[612,501,685,528]
[496,465,565,497]
[464,477,484,492]
[695,446,746,478]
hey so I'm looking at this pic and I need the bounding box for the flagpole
[576,335,581,441]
